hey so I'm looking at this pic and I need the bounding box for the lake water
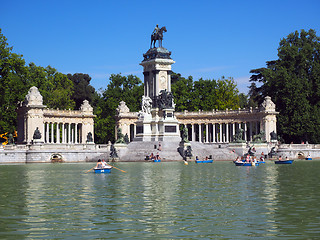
[0,161,319,239]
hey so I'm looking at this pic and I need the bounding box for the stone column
[167,71,172,92]
[212,123,215,143]
[232,123,235,142]
[56,123,60,144]
[244,122,247,141]
[192,124,195,141]
[51,122,54,143]
[226,123,229,143]
[46,122,49,143]
[75,123,78,144]
[62,123,65,143]
[219,123,222,143]
[68,123,71,144]
[205,124,208,143]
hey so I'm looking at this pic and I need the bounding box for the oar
[107,164,126,173]
[85,166,95,173]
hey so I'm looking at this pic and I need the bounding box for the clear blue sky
[2,0,320,93]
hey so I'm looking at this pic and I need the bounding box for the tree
[171,73,193,112]
[27,64,75,110]
[0,28,28,134]
[94,74,143,143]
[171,73,240,111]
[67,73,95,109]
[249,29,320,143]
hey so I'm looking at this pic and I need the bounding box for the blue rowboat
[275,160,294,164]
[153,159,161,162]
[306,157,312,160]
[196,159,213,163]
[234,162,259,166]
[94,167,112,173]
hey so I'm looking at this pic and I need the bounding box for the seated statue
[33,127,41,140]
[270,131,277,141]
[86,132,93,142]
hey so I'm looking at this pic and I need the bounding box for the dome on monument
[143,47,172,62]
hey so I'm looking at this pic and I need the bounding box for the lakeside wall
[1,143,320,163]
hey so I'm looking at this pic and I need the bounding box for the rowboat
[195,159,213,163]
[274,160,294,164]
[306,157,312,160]
[153,159,161,162]
[94,166,112,173]
[234,161,259,166]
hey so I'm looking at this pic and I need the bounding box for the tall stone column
[62,123,65,143]
[205,124,208,143]
[212,123,216,143]
[199,124,202,142]
[46,122,49,143]
[192,124,195,141]
[68,123,71,144]
[226,123,229,143]
[56,123,60,144]
[244,122,247,141]
[75,123,78,144]
[51,122,54,143]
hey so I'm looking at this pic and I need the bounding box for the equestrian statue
[150,25,167,49]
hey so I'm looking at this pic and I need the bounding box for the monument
[134,25,180,142]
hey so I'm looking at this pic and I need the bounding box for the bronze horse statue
[150,26,167,48]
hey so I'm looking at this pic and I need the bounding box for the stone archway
[51,153,64,163]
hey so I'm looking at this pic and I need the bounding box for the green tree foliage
[0,29,28,133]
[0,28,75,135]
[171,73,240,111]
[94,74,143,143]
[27,63,75,109]
[67,73,95,109]
[249,29,320,143]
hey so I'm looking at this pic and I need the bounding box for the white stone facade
[17,86,95,144]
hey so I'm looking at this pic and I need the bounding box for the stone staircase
[117,141,238,161]
[120,141,182,161]
[190,142,238,161]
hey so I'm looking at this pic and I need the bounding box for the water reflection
[0,161,319,239]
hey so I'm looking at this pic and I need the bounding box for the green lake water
[0,161,319,239]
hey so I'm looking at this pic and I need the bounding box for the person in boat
[196,156,199,161]
[95,159,103,169]
[101,159,109,168]
[285,156,288,160]
[204,156,209,160]
[278,155,283,161]
[156,152,161,160]
[150,153,155,160]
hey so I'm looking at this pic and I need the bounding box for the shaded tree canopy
[249,29,320,143]
[171,73,240,111]
[67,73,95,109]
[94,74,143,143]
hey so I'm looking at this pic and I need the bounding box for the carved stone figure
[33,127,41,140]
[184,146,193,158]
[270,131,277,141]
[182,127,189,143]
[116,101,130,115]
[110,144,118,158]
[157,89,174,109]
[232,128,244,143]
[124,133,129,144]
[8,133,14,145]
[24,86,43,106]
[141,96,152,114]
[115,128,125,144]
[252,131,265,143]
[150,25,167,48]
[86,132,93,142]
